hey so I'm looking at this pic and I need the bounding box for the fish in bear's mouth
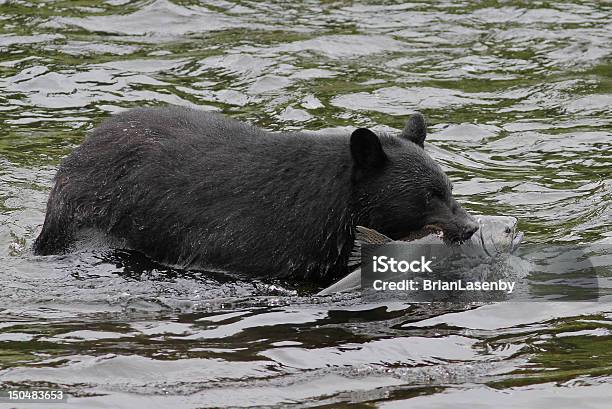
[394,219,481,244]
[398,218,523,252]
[400,224,447,242]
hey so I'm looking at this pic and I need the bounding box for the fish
[317,215,523,295]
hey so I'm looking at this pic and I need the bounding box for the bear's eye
[433,190,446,201]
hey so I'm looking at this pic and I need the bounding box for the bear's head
[350,113,479,244]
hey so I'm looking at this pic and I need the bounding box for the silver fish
[317,215,523,295]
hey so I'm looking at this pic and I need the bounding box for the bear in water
[33,106,478,280]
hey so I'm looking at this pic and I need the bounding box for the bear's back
[93,106,267,145]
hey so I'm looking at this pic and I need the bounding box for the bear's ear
[350,128,387,168]
[400,112,427,148]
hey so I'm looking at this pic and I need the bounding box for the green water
[0,1,610,408]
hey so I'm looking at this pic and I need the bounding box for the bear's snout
[460,220,479,242]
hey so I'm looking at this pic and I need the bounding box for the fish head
[472,215,523,255]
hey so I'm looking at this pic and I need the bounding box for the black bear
[33,106,478,280]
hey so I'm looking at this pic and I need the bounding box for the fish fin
[348,226,392,268]
[356,226,393,244]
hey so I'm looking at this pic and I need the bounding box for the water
[0,1,611,407]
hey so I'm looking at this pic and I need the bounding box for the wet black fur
[33,106,477,280]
